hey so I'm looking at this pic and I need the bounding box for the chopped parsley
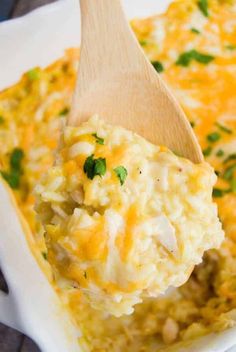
[203,146,212,156]
[84,271,87,279]
[176,50,214,67]
[223,153,236,164]
[41,252,48,260]
[1,148,24,189]
[10,148,24,171]
[83,155,106,180]
[0,116,4,124]
[1,171,21,189]
[190,121,195,128]
[216,149,224,157]
[27,68,40,81]
[207,132,221,143]
[198,0,209,17]
[139,39,147,46]
[114,166,128,186]
[223,164,236,181]
[152,61,164,73]
[216,122,232,134]
[213,188,228,198]
[191,28,200,34]
[84,155,95,179]
[59,107,70,116]
[231,179,236,194]
[94,158,106,177]
[92,133,104,145]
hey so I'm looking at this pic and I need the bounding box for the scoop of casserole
[35,115,224,316]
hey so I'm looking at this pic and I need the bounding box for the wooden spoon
[69,0,203,163]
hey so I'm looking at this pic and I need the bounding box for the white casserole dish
[0,0,236,351]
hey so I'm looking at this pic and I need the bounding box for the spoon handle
[70,0,145,124]
[69,0,203,163]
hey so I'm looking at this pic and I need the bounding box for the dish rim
[0,1,235,351]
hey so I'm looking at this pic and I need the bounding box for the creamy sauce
[0,0,235,350]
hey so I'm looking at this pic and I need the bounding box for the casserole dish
[0,0,235,351]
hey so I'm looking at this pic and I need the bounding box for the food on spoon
[1,0,235,347]
[35,115,224,316]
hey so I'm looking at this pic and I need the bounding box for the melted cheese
[35,116,223,317]
[0,0,235,349]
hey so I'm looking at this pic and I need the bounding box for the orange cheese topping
[0,0,235,348]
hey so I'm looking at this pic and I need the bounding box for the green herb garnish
[216,149,224,157]
[94,158,106,177]
[198,0,209,17]
[213,188,228,198]
[152,61,164,73]
[114,166,128,186]
[176,52,192,67]
[84,155,95,179]
[42,252,48,260]
[190,121,195,128]
[92,133,104,145]
[231,179,236,193]
[10,148,24,171]
[83,155,106,180]
[84,271,87,279]
[0,116,4,124]
[59,107,70,116]
[203,146,212,156]
[216,122,232,134]
[1,170,21,189]
[191,28,200,34]
[0,148,24,189]
[176,50,214,67]
[223,164,236,181]
[223,154,236,164]
[207,132,221,143]
[139,40,147,46]
[27,68,40,81]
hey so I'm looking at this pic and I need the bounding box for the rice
[35,115,224,317]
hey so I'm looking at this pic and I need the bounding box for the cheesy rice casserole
[0,0,236,350]
[35,115,223,316]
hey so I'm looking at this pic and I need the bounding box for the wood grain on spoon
[69,0,203,163]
